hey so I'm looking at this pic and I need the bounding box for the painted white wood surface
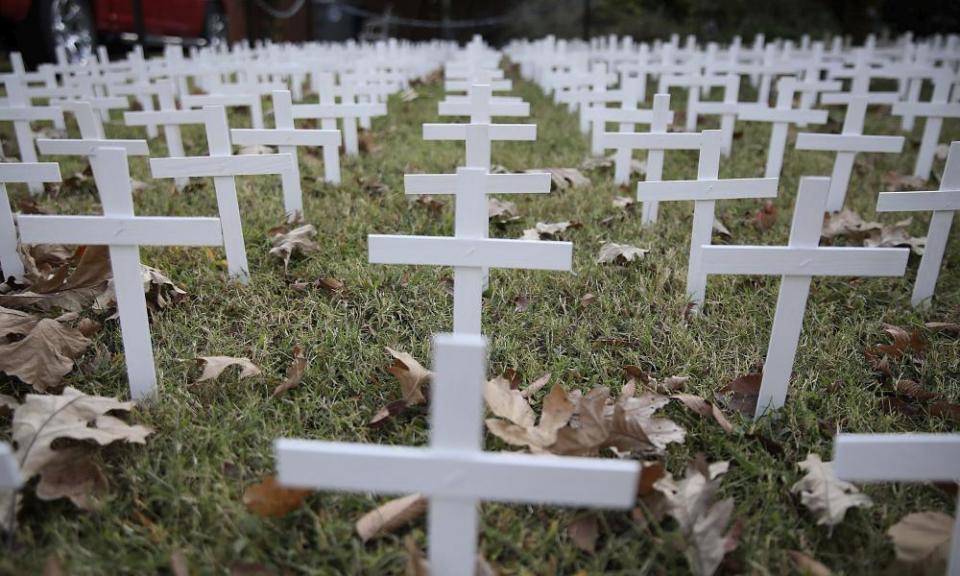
[892,74,960,180]
[834,433,960,576]
[18,147,224,400]
[796,97,905,212]
[276,334,640,576]
[0,443,20,490]
[0,162,61,281]
[0,77,64,193]
[636,130,778,306]
[700,177,908,418]
[876,141,960,307]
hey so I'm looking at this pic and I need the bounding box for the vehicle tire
[16,0,96,66]
[203,2,229,48]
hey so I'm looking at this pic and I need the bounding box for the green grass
[0,65,958,575]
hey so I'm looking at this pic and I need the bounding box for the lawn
[0,61,958,575]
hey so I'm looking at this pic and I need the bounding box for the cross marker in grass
[0,443,20,491]
[634,129,779,306]
[275,333,640,575]
[891,73,960,180]
[291,74,386,156]
[738,77,829,179]
[18,147,224,400]
[795,96,905,212]
[371,165,568,335]
[586,74,648,157]
[0,76,64,194]
[438,83,530,124]
[124,81,200,191]
[833,433,960,575]
[685,74,742,157]
[231,89,343,219]
[875,141,960,308]
[600,93,677,218]
[181,88,266,130]
[0,162,62,281]
[148,105,297,284]
[699,177,909,418]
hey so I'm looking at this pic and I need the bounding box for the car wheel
[204,2,229,48]
[28,0,96,64]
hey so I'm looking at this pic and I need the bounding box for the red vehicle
[1,0,230,65]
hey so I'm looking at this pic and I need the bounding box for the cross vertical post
[0,163,62,281]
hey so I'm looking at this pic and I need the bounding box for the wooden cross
[875,141,960,307]
[700,177,909,417]
[123,81,193,190]
[635,129,779,306]
[586,75,647,157]
[275,333,640,575]
[0,443,20,491]
[0,76,65,194]
[292,78,386,156]
[600,94,685,222]
[423,121,536,171]
[181,92,265,130]
[738,77,830,179]
[231,90,342,220]
[373,165,566,335]
[18,147,224,400]
[148,106,297,283]
[687,74,741,157]
[833,433,959,576]
[892,73,960,180]
[796,96,905,212]
[0,162,62,281]
[437,83,529,124]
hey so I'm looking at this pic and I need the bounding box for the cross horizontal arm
[487,172,552,194]
[795,133,905,153]
[368,235,572,271]
[37,138,150,157]
[444,79,512,91]
[292,103,387,118]
[423,123,536,142]
[820,92,900,105]
[636,178,778,201]
[602,132,702,150]
[0,107,64,122]
[693,102,739,115]
[892,102,960,119]
[124,109,208,126]
[231,128,341,147]
[275,440,639,508]
[150,154,295,178]
[701,245,909,277]
[587,108,655,123]
[18,215,224,247]
[834,434,960,481]
[738,107,828,124]
[438,101,529,117]
[877,189,960,212]
[181,94,256,107]
[0,162,61,183]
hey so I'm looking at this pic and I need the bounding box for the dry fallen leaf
[399,88,419,102]
[488,198,520,223]
[405,535,430,576]
[822,211,925,254]
[791,453,872,527]
[753,201,778,231]
[596,242,648,264]
[612,196,636,210]
[386,347,432,405]
[581,155,646,177]
[243,475,310,518]
[356,493,427,542]
[925,321,960,334]
[1,246,112,312]
[881,171,928,191]
[672,394,735,433]
[527,168,591,190]
[887,511,954,573]
[0,307,91,392]
[718,372,762,417]
[568,514,599,553]
[269,225,319,270]
[934,144,949,160]
[485,380,575,452]
[521,372,552,398]
[655,458,737,576]
[273,346,307,397]
[238,144,276,155]
[195,356,262,383]
[520,221,579,241]
[2,387,152,529]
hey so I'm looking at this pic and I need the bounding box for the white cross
[275,333,640,576]
[635,129,779,306]
[700,177,909,417]
[444,78,513,94]
[181,92,265,130]
[796,96,905,212]
[0,76,65,194]
[893,73,960,180]
[599,93,683,222]
[687,74,741,157]
[231,90,342,220]
[0,443,20,491]
[373,164,567,335]
[875,141,960,307]
[18,147,224,400]
[833,433,959,576]
[586,75,647,157]
[293,77,386,156]
[437,83,529,124]
[123,81,192,190]
[0,162,62,281]
[738,77,830,179]
[148,106,297,284]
